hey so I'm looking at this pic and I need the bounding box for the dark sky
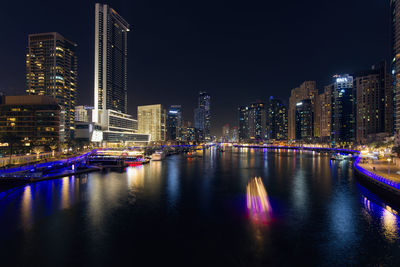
[0,0,391,135]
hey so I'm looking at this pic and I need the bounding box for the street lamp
[387,158,392,175]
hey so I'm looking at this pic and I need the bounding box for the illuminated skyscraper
[391,0,400,132]
[138,104,166,142]
[238,106,249,141]
[331,74,355,146]
[238,102,266,142]
[92,4,149,144]
[266,96,287,141]
[295,99,313,141]
[319,85,332,142]
[288,81,317,141]
[26,32,77,140]
[166,105,182,141]
[198,91,211,140]
[355,62,393,144]
[94,3,129,117]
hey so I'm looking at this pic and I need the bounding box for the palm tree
[0,133,20,166]
[33,146,44,160]
[49,144,58,157]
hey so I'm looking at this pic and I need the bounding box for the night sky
[0,0,391,135]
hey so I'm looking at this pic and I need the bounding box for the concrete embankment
[354,157,400,206]
[0,167,100,192]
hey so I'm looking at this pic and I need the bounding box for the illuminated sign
[336,77,348,83]
[91,130,103,142]
[296,102,303,106]
[169,110,178,114]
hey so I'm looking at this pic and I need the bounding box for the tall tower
[94,3,129,124]
[198,91,211,140]
[331,74,355,147]
[26,32,77,140]
[288,81,317,141]
[166,105,183,141]
[392,0,400,132]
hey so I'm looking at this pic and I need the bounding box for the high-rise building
[194,107,205,141]
[94,3,129,118]
[0,96,60,150]
[248,102,266,142]
[26,32,77,140]
[238,102,266,142]
[222,124,230,142]
[92,4,149,145]
[231,127,239,142]
[266,96,287,141]
[288,81,318,141]
[331,74,355,147]
[391,0,400,132]
[75,105,94,122]
[238,106,249,142]
[295,99,314,141]
[166,105,183,141]
[198,91,211,140]
[138,104,166,142]
[355,62,393,144]
[319,85,333,141]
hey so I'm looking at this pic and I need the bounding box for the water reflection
[361,193,400,243]
[21,186,33,231]
[246,177,272,224]
[167,159,180,209]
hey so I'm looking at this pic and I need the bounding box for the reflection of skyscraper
[26,32,77,140]
[198,91,211,140]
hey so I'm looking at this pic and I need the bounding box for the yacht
[151,151,165,161]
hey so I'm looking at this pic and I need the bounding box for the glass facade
[26,32,77,139]
[166,105,182,141]
[266,97,287,141]
[0,96,60,148]
[331,74,355,147]
[138,104,166,142]
[94,3,129,115]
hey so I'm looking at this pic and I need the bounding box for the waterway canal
[0,148,399,266]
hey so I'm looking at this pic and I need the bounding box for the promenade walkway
[358,159,400,183]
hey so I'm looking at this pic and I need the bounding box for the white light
[296,102,303,106]
[336,78,348,83]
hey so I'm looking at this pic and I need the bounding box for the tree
[0,133,20,166]
[33,146,44,160]
[49,144,58,157]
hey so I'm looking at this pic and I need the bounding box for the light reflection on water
[361,194,400,243]
[246,177,272,224]
[1,151,400,265]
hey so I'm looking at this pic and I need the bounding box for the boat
[151,151,165,161]
[331,153,350,161]
[185,151,197,158]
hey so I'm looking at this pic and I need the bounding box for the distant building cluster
[235,62,393,147]
[0,3,213,154]
[1,1,399,152]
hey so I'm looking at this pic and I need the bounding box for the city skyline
[0,0,391,134]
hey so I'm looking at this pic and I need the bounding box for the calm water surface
[1,148,400,266]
